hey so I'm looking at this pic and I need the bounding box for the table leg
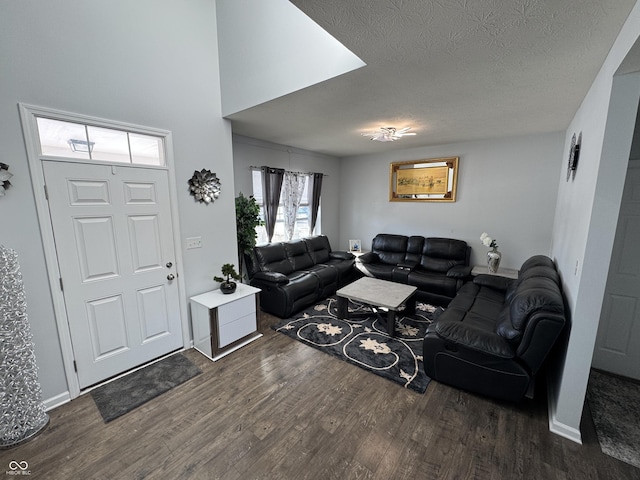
[337,296,348,319]
[404,295,416,316]
[386,309,396,337]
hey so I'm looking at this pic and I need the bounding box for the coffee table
[335,277,417,337]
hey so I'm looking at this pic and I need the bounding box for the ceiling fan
[361,127,416,142]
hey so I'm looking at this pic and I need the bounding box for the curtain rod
[249,166,327,177]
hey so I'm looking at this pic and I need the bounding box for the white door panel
[594,163,640,380]
[43,160,182,388]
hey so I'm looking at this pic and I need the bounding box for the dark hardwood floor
[3,311,638,479]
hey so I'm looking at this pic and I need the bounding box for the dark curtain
[260,166,285,243]
[310,172,323,233]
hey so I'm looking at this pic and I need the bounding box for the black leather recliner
[422,255,567,402]
[247,235,356,318]
[356,234,472,306]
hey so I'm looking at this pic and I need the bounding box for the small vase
[487,248,502,274]
[220,281,237,294]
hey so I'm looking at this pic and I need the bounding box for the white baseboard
[547,377,583,444]
[44,391,71,412]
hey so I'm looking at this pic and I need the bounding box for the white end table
[190,283,262,361]
[471,265,519,280]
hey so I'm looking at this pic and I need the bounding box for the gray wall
[549,1,640,442]
[0,0,237,405]
[339,133,563,269]
[216,0,364,116]
[232,135,342,247]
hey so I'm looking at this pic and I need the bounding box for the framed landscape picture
[349,239,361,252]
[389,157,459,202]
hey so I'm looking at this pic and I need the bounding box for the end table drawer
[218,295,255,326]
[219,312,256,348]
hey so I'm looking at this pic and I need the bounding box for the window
[251,170,318,243]
[36,117,164,166]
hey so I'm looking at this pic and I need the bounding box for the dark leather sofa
[355,234,472,306]
[422,255,566,402]
[246,235,356,318]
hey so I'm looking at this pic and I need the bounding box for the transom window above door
[36,117,165,166]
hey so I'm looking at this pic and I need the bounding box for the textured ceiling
[227,0,637,157]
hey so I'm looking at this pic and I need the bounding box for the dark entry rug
[587,369,640,469]
[272,296,443,393]
[91,352,201,423]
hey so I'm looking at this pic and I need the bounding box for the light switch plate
[186,237,202,249]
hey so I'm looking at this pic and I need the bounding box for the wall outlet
[186,236,202,249]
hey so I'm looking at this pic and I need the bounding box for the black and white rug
[272,296,443,393]
[91,352,201,423]
[587,369,640,469]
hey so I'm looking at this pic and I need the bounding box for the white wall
[339,133,563,268]
[549,2,640,442]
[216,0,365,116]
[0,0,237,406]
[232,135,342,246]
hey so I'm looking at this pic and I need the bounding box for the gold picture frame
[389,157,459,202]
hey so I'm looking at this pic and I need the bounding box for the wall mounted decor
[390,157,459,202]
[0,163,12,197]
[188,169,221,203]
[566,132,582,182]
[571,132,582,181]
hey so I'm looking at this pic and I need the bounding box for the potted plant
[213,263,242,294]
[235,193,264,277]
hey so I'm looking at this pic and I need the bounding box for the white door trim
[18,103,190,400]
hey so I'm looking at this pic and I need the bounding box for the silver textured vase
[487,248,502,274]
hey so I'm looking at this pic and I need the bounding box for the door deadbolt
[167,274,175,281]
[166,262,173,268]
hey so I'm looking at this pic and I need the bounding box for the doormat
[272,296,444,393]
[91,352,201,423]
[587,369,640,469]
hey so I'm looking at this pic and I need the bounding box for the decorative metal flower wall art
[0,163,12,197]
[188,169,221,204]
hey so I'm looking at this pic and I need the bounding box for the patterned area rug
[91,352,201,423]
[587,370,640,469]
[272,296,444,393]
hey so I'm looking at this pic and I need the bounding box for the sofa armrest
[447,265,472,278]
[434,320,515,358]
[356,251,379,264]
[252,271,290,285]
[330,251,355,261]
[473,274,513,291]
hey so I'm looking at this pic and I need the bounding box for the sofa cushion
[305,264,338,288]
[284,239,315,271]
[520,255,555,272]
[285,271,320,297]
[361,263,396,281]
[419,238,468,273]
[304,235,331,264]
[372,234,408,265]
[407,270,459,297]
[435,320,515,358]
[497,277,565,342]
[254,243,293,275]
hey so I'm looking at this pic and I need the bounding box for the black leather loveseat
[422,255,566,402]
[246,235,356,318]
[355,234,471,306]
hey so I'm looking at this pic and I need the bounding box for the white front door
[593,162,640,380]
[43,160,183,388]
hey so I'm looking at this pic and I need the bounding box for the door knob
[167,274,175,281]
[166,262,173,268]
